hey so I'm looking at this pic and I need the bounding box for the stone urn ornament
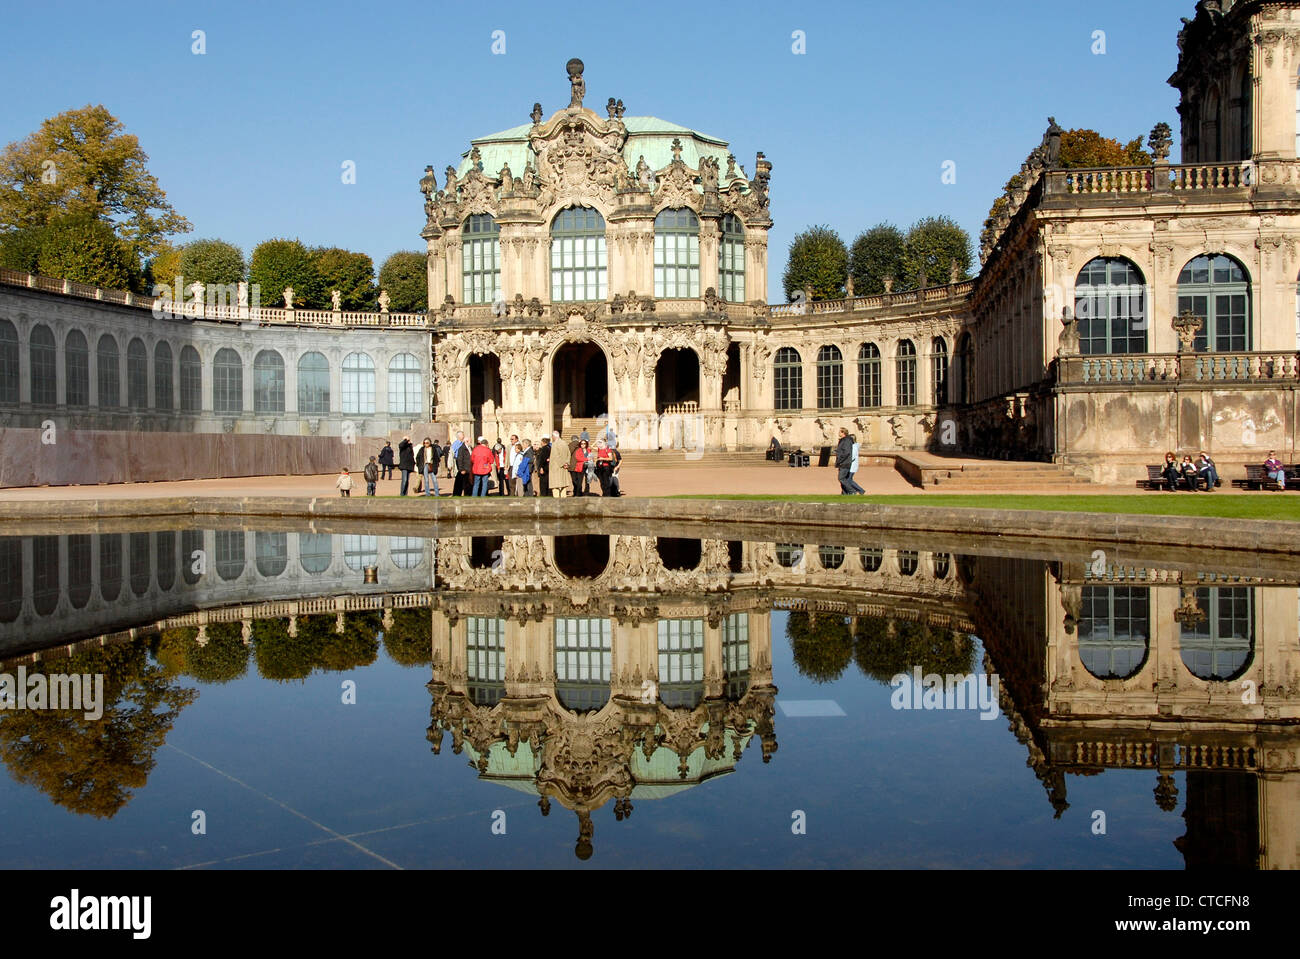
[1172,309,1203,351]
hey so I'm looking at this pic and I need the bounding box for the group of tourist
[1158,451,1220,492]
[363,429,624,498]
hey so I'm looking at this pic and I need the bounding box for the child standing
[336,467,354,497]
[363,456,379,496]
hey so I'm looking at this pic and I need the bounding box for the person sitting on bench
[1265,451,1287,491]
[1179,455,1199,490]
[1196,451,1219,491]
[1160,451,1179,492]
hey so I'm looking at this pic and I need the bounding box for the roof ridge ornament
[566,58,585,109]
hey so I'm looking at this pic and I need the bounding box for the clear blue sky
[0,0,1193,301]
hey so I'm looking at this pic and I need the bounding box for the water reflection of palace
[974,555,1300,869]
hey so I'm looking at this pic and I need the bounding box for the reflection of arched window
[297,352,329,414]
[931,337,948,405]
[857,343,881,408]
[215,531,245,581]
[389,536,424,569]
[895,340,916,407]
[68,534,92,608]
[299,533,332,574]
[776,543,803,568]
[467,617,506,706]
[253,350,285,413]
[462,214,500,305]
[658,619,704,708]
[156,531,175,592]
[1075,258,1147,354]
[343,534,378,571]
[255,532,288,577]
[819,545,845,570]
[97,334,120,408]
[0,321,17,406]
[129,532,151,596]
[127,338,148,410]
[213,348,243,414]
[32,536,59,616]
[29,325,56,406]
[388,353,422,417]
[1079,586,1149,680]
[654,208,700,298]
[774,347,802,411]
[99,534,122,601]
[179,346,201,412]
[1180,587,1253,681]
[897,550,918,576]
[816,345,843,409]
[342,352,375,414]
[554,535,610,578]
[0,539,20,622]
[1177,255,1251,352]
[65,330,89,407]
[551,207,606,302]
[154,342,173,411]
[932,553,951,579]
[723,613,750,698]
[657,537,701,571]
[555,617,611,712]
[859,547,882,572]
[719,214,745,302]
[181,530,204,585]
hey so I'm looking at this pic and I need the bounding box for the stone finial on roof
[566,58,585,108]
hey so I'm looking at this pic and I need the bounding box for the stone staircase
[917,459,1092,489]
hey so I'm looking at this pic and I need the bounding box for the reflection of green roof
[456,116,734,181]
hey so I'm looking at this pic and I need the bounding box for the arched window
[99,534,122,601]
[719,213,745,302]
[154,342,173,411]
[1179,587,1253,681]
[816,345,843,409]
[551,206,606,302]
[29,325,56,406]
[895,340,917,407]
[388,353,422,417]
[932,553,951,579]
[129,532,151,596]
[127,338,148,410]
[253,350,285,413]
[255,532,288,577]
[897,550,919,576]
[97,334,120,408]
[773,347,802,411]
[819,545,845,570]
[462,214,500,305]
[342,352,375,414]
[1177,254,1251,352]
[658,619,704,708]
[1079,586,1149,680]
[931,337,949,405]
[297,351,330,414]
[213,348,243,414]
[214,530,245,581]
[1075,257,1147,354]
[859,547,883,572]
[0,321,16,406]
[155,531,175,592]
[654,208,699,299]
[857,343,882,408]
[343,534,378,570]
[65,330,89,407]
[32,536,58,616]
[389,536,424,569]
[67,534,91,608]
[955,333,974,405]
[179,346,201,412]
[554,617,611,712]
[299,533,332,574]
[467,617,506,706]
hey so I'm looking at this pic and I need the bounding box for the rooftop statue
[566,58,585,109]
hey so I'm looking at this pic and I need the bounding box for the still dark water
[0,526,1291,869]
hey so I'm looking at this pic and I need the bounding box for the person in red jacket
[470,436,495,496]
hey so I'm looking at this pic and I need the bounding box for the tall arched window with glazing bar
[462,214,500,305]
[719,213,745,302]
[857,343,881,408]
[816,345,843,410]
[773,347,802,411]
[1074,257,1147,354]
[895,340,917,407]
[551,206,606,302]
[654,208,699,298]
[931,337,949,405]
[1177,254,1251,352]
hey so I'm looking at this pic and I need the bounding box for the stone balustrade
[1059,351,1300,386]
[767,280,976,319]
[1041,158,1300,198]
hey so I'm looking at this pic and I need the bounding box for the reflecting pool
[0,525,1295,868]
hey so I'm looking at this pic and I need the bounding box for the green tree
[248,238,322,310]
[378,250,428,313]
[1059,129,1150,169]
[782,225,847,302]
[319,611,381,672]
[0,225,45,273]
[853,617,977,685]
[786,611,854,684]
[35,212,141,290]
[253,617,322,682]
[312,247,376,311]
[0,104,191,261]
[0,641,196,818]
[179,238,244,288]
[145,240,184,293]
[187,622,251,684]
[900,216,972,290]
[849,224,906,296]
[384,607,433,667]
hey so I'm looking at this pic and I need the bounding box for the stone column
[699,219,720,295]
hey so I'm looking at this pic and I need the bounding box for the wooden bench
[1136,465,1169,490]
[1232,464,1300,490]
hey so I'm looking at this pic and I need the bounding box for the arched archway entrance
[468,353,501,440]
[552,342,607,436]
[553,535,610,579]
[654,348,699,412]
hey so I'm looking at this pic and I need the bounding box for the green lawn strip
[669,493,1300,522]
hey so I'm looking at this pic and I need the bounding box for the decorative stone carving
[1148,122,1173,163]
[566,57,585,108]
[1172,309,1204,351]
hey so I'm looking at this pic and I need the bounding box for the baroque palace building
[0,0,1298,483]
